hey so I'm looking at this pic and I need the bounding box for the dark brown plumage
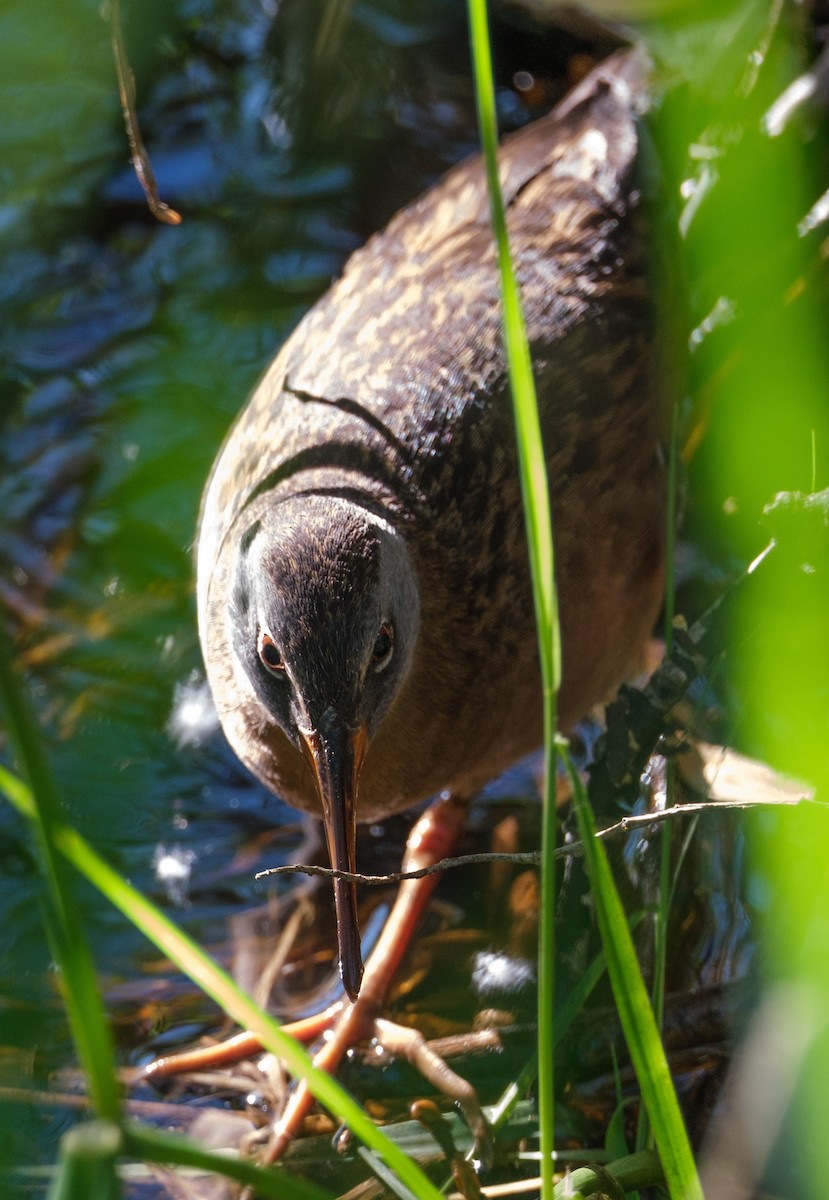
[197,46,666,999]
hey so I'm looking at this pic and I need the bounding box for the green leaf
[561,742,703,1200]
[465,5,561,1199]
[0,639,121,1123]
[0,758,444,1200]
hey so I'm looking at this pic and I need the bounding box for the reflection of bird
[197,46,666,1002]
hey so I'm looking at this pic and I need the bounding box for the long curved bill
[300,716,368,1001]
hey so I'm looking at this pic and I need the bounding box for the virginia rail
[197,45,666,1004]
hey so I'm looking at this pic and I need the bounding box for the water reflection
[167,677,219,749]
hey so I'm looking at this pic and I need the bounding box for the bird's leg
[142,795,466,1082]
[141,1005,344,1080]
[140,789,463,1081]
[257,791,480,1164]
[142,795,487,1162]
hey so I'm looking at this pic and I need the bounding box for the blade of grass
[559,738,703,1200]
[465,5,561,1199]
[0,762,444,1200]
[486,918,643,1142]
[1,718,330,1199]
[637,399,681,1155]
[47,1120,331,1200]
[0,639,122,1124]
[121,1124,330,1200]
[556,913,646,1047]
[552,1149,664,1199]
[47,1122,122,1200]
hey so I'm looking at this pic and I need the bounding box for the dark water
[0,1,762,1193]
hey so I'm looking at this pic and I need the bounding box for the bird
[196,45,667,1005]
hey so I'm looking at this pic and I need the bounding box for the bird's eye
[371,623,394,671]
[258,632,285,674]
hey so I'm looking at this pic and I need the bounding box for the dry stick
[257,791,816,887]
[109,0,181,226]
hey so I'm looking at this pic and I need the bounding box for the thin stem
[465,5,561,1199]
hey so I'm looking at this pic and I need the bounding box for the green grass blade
[47,1120,332,1200]
[465,5,561,1198]
[47,1122,122,1200]
[559,739,703,1200]
[556,914,646,1049]
[0,765,444,1200]
[640,397,680,1156]
[552,1149,664,1199]
[464,10,559,687]
[121,1124,330,1200]
[0,640,122,1124]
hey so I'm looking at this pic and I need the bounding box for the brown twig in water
[108,0,181,225]
[255,851,540,885]
[256,790,817,886]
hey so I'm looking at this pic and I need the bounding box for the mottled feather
[198,45,666,824]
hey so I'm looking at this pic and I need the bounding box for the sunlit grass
[465,4,560,1198]
[562,745,703,1199]
[0,644,121,1128]
[0,644,441,1198]
[693,27,829,1200]
[649,3,829,1195]
[467,4,705,1197]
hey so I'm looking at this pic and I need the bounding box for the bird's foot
[253,1009,492,1168]
[142,794,491,1164]
[256,792,491,1164]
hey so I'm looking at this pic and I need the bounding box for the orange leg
[141,1005,343,1080]
[141,795,482,1162]
[259,792,471,1162]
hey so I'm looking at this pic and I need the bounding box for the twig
[108,0,182,225]
[256,791,818,886]
[255,852,540,884]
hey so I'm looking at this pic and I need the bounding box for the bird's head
[229,494,420,998]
